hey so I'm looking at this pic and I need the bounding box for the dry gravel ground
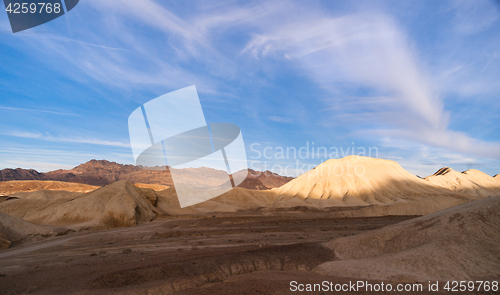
[0,212,497,295]
[0,212,404,294]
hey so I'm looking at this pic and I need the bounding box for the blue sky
[0,0,499,177]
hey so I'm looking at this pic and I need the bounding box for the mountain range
[0,159,293,190]
[1,156,499,247]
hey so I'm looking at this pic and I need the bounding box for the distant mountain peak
[432,167,453,176]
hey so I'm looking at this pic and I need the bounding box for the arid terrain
[0,156,499,294]
[0,212,417,294]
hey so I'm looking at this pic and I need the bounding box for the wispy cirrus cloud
[0,106,78,116]
[6,0,289,95]
[242,9,500,158]
[1,131,130,148]
[449,0,500,35]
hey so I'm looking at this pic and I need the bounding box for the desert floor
[0,212,495,295]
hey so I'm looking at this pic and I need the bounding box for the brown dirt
[0,213,416,294]
[316,196,500,281]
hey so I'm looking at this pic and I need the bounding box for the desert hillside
[275,156,478,206]
[0,181,156,229]
[424,167,500,197]
[243,169,294,188]
[0,211,52,249]
[0,180,171,197]
[232,177,269,190]
[155,186,280,215]
[315,196,500,281]
[0,180,99,196]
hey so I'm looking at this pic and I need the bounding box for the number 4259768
[444,281,498,292]
[5,2,62,14]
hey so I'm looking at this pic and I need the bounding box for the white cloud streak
[2,131,130,148]
[0,106,77,116]
[243,10,500,158]
[9,0,289,95]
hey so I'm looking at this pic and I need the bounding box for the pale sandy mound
[425,167,500,198]
[156,187,278,215]
[273,156,476,212]
[0,180,98,195]
[134,183,169,191]
[0,211,52,249]
[0,181,156,229]
[315,196,500,281]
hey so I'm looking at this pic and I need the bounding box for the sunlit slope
[424,167,500,198]
[0,180,98,195]
[274,156,470,207]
